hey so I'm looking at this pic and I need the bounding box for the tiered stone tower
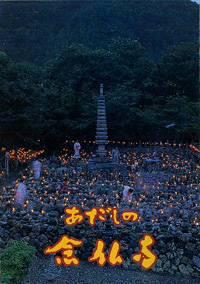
[88,84,115,169]
[96,84,108,157]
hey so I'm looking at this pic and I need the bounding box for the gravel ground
[23,256,200,284]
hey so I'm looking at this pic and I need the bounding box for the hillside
[0,0,199,145]
[0,0,198,64]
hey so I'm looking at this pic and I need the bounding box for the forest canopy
[0,0,199,148]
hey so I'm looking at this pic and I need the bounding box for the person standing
[57,178,68,194]
[111,147,120,163]
[74,140,81,157]
[123,186,134,202]
[149,162,157,174]
[15,179,27,204]
[32,159,42,179]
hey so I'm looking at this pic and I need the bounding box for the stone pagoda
[96,84,108,157]
[88,84,115,169]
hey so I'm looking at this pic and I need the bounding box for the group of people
[14,159,42,204]
[15,158,133,205]
[14,143,160,205]
[74,141,121,164]
[14,140,82,205]
[14,154,134,206]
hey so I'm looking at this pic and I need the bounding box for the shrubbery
[0,241,36,284]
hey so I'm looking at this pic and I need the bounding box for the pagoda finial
[100,84,103,96]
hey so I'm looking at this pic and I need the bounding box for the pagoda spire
[100,83,104,98]
[96,84,108,157]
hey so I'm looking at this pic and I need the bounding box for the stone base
[96,144,107,157]
[73,155,81,159]
[88,156,116,170]
[96,150,107,157]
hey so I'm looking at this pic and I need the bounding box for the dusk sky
[191,0,200,4]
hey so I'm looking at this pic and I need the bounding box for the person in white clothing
[15,179,27,204]
[123,186,134,202]
[32,160,42,179]
[74,140,81,157]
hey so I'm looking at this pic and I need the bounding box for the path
[23,256,200,284]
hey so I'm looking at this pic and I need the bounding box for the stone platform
[88,156,116,169]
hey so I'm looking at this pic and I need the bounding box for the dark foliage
[0,0,198,64]
[0,1,199,148]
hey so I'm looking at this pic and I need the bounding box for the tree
[0,54,46,145]
[157,42,199,101]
